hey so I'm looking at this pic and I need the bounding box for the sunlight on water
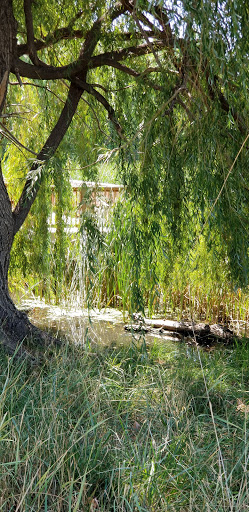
[19,298,187,352]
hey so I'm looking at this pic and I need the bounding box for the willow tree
[0,0,248,353]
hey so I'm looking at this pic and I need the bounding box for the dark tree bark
[0,163,44,355]
[0,1,30,355]
[0,0,17,115]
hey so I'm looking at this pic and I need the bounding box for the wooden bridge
[50,180,123,233]
[69,180,123,210]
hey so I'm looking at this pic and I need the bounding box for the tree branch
[23,0,41,66]
[153,5,174,47]
[12,3,128,235]
[74,78,124,139]
[13,3,128,81]
[123,1,164,70]
[78,3,126,63]
[18,9,84,57]
[90,59,164,91]
[13,82,83,234]
[206,73,247,135]
[17,28,84,57]
[12,58,78,80]
[13,38,169,82]
[176,96,195,122]
[17,29,157,58]
[89,40,168,70]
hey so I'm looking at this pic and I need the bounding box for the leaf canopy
[1,0,249,289]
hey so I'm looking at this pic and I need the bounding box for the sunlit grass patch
[0,339,249,510]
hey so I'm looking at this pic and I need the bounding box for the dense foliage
[2,0,249,315]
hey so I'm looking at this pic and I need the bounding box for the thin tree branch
[23,0,42,66]
[18,9,84,57]
[81,97,109,138]
[176,96,195,122]
[17,28,84,57]
[162,77,187,116]
[61,79,109,137]
[89,40,168,70]
[0,111,31,118]
[0,122,38,155]
[153,5,174,47]
[74,78,124,139]
[202,63,247,135]
[121,0,159,33]
[78,3,126,63]
[90,60,164,91]
[13,82,83,234]
[131,10,163,70]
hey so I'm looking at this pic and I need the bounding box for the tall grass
[1,336,249,511]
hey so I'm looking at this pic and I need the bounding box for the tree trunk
[0,169,27,352]
[0,0,17,115]
[0,1,46,357]
[0,1,83,356]
[0,168,53,356]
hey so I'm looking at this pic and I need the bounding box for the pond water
[19,298,188,352]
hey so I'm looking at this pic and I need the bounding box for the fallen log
[125,314,234,344]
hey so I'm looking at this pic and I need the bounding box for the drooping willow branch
[74,78,124,139]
